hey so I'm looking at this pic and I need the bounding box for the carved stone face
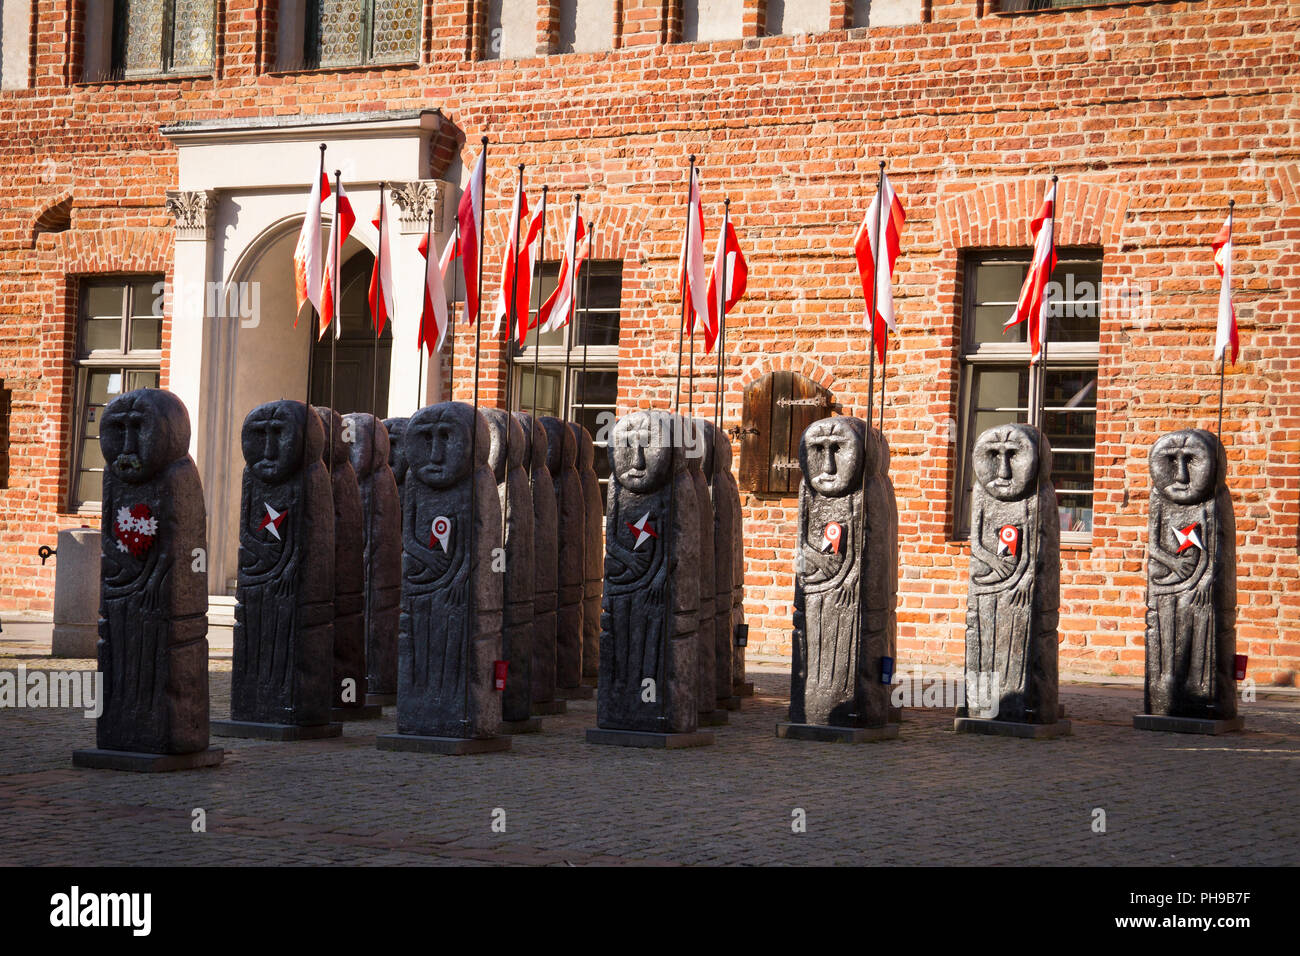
[99,388,190,485]
[610,410,675,494]
[799,417,867,498]
[1150,429,1218,505]
[484,408,525,483]
[344,413,388,479]
[972,424,1040,502]
[242,400,314,485]
[407,402,485,490]
[383,417,409,484]
[513,412,547,471]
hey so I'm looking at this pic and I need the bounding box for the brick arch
[735,350,837,393]
[40,225,172,274]
[937,179,1129,250]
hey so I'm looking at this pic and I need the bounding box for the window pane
[127,369,161,391]
[974,261,1024,305]
[87,370,124,405]
[572,369,617,408]
[81,437,106,471]
[170,0,215,71]
[129,318,163,351]
[370,0,420,63]
[1058,493,1094,534]
[974,367,1029,411]
[86,285,125,318]
[1047,259,1103,343]
[131,280,163,317]
[121,0,165,76]
[83,317,123,353]
[583,268,622,310]
[973,304,1022,345]
[516,367,561,418]
[76,471,102,507]
[318,0,364,67]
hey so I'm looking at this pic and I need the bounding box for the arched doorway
[308,249,393,417]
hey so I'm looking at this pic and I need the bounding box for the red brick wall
[1,0,1296,684]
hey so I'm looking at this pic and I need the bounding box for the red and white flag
[1212,214,1239,366]
[1004,181,1057,362]
[417,227,453,355]
[493,185,533,343]
[368,194,396,339]
[853,171,907,363]
[537,207,587,334]
[515,203,546,346]
[293,168,330,325]
[320,177,356,340]
[457,152,485,325]
[706,217,748,353]
[679,167,711,339]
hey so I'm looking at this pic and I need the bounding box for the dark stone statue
[516,412,562,715]
[542,416,585,695]
[387,402,505,748]
[485,408,536,727]
[593,410,705,742]
[865,430,900,721]
[315,407,367,714]
[383,416,409,511]
[1140,429,1239,730]
[960,423,1064,733]
[686,419,720,724]
[572,423,604,686]
[787,417,894,734]
[220,400,338,738]
[701,421,736,709]
[345,412,402,702]
[74,388,222,771]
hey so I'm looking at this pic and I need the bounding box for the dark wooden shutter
[739,371,833,496]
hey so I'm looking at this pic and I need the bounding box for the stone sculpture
[377,402,509,754]
[485,408,538,733]
[1135,429,1241,734]
[866,429,901,723]
[956,423,1068,738]
[572,422,604,688]
[214,400,340,739]
[782,416,898,742]
[686,418,723,726]
[516,412,564,717]
[589,410,711,748]
[73,388,223,771]
[345,412,402,707]
[542,416,587,699]
[701,420,736,711]
[383,416,409,511]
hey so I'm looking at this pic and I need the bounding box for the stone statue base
[73,747,224,773]
[953,717,1072,739]
[586,729,714,749]
[498,717,544,735]
[532,700,568,716]
[366,693,398,707]
[375,733,511,755]
[735,682,755,697]
[556,685,594,701]
[719,696,742,711]
[1133,714,1244,735]
[331,705,385,722]
[211,720,343,741]
[698,709,730,727]
[776,722,899,743]
[889,708,903,724]
[51,624,98,659]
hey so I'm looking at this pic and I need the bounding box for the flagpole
[1217,199,1234,441]
[715,198,730,447]
[579,216,596,431]
[449,227,459,401]
[364,182,386,687]
[530,186,548,427]
[865,160,884,433]
[503,164,524,559]
[561,194,581,421]
[306,143,326,407]
[371,182,385,423]
[1035,174,1058,433]
[465,135,488,730]
[417,209,432,410]
[329,167,342,479]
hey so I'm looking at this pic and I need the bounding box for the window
[105,0,216,78]
[297,0,420,69]
[513,261,622,505]
[69,279,164,511]
[955,251,1101,542]
[0,379,11,489]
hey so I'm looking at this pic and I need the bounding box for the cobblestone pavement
[0,656,1296,866]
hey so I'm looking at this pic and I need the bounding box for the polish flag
[368,194,396,339]
[1212,214,1239,366]
[417,228,451,355]
[320,177,357,340]
[853,171,907,363]
[679,167,711,339]
[1004,181,1057,362]
[492,185,533,343]
[293,168,330,325]
[514,203,546,346]
[705,217,748,353]
[537,207,587,334]
[458,151,485,325]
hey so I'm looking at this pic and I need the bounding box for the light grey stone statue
[485,408,536,730]
[572,422,603,687]
[543,416,585,697]
[315,406,369,717]
[379,402,508,754]
[958,423,1066,736]
[345,412,401,704]
[785,417,895,739]
[517,412,563,716]
[701,421,736,710]
[687,418,721,725]
[217,400,340,739]
[589,410,710,748]
[1138,429,1240,732]
[73,388,223,771]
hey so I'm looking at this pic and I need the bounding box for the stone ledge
[376,733,511,755]
[585,728,714,749]
[953,717,1073,739]
[776,722,900,743]
[211,720,343,740]
[72,747,224,772]
[1133,714,1245,736]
